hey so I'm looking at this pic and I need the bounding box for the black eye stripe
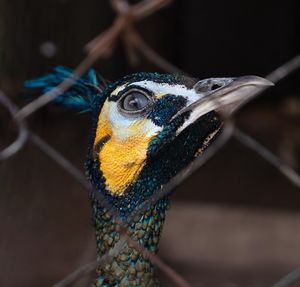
[93,135,111,159]
[147,94,187,126]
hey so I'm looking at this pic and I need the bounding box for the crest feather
[24,66,106,112]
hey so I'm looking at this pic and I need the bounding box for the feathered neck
[89,195,169,286]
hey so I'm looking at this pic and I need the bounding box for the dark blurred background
[1,0,300,286]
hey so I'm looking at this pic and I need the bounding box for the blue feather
[24,66,103,112]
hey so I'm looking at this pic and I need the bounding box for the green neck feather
[90,197,170,287]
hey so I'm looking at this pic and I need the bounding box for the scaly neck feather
[90,196,169,287]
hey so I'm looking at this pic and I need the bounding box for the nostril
[194,81,223,93]
[211,83,221,90]
[194,78,234,94]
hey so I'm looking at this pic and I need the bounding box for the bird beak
[173,76,274,134]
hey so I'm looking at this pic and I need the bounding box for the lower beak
[172,75,273,134]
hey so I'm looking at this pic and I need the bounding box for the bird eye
[119,89,151,113]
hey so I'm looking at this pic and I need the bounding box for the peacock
[25,66,272,286]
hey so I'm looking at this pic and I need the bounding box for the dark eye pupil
[122,92,149,111]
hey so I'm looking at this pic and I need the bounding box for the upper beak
[172,76,274,122]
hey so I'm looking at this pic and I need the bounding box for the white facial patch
[109,80,208,138]
[110,80,202,104]
[107,101,162,141]
[128,80,201,104]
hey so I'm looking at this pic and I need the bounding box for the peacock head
[26,67,272,218]
[83,72,272,218]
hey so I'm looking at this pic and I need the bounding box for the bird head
[25,67,272,218]
[83,72,272,217]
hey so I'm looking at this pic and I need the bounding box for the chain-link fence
[1,0,300,286]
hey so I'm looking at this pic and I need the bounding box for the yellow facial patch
[94,101,160,195]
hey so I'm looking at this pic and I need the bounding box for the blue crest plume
[24,66,104,113]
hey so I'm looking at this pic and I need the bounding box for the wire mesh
[1,1,300,287]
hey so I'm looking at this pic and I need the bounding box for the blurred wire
[127,119,234,224]
[1,0,300,286]
[29,133,91,189]
[267,54,300,83]
[271,267,300,287]
[52,237,128,287]
[234,129,300,188]
[0,91,28,160]
[120,229,192,287]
